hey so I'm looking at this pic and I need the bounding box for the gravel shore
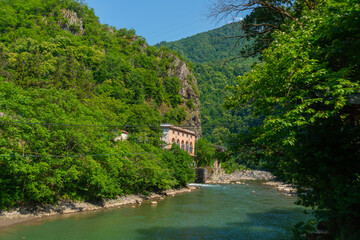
[0,186,198,228]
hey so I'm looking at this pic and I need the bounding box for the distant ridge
[156,22,258,145]
[156,23,246,64]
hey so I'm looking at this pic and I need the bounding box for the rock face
[168,55,202,138]
[59,9,85,35]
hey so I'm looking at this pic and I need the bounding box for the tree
[226,0,360,237]
[195,138,216,167]
[0,0,199,210]
[208,0,318,58]
[163,144,195,186]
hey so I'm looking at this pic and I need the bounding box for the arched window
[186,141,189,152]
[177,139,180,147]
[190,142,193,154]
[172,138,175,144]
[181,140,185,150]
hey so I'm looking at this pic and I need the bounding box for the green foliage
[195,139,216,167]
[226,0,360,238]
[157,24,258,145]
[221,158,249,174]
[163,107,187,124]
[162,144,195,186]
[0,0,197,210]
[156,23,247,63]
[292,220,317,240]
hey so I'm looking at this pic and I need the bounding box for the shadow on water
[136,209,306,240]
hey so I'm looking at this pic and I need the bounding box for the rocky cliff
[168,55,202,138]
[59,9,85,35]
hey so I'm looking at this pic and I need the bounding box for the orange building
[160,124,196,156]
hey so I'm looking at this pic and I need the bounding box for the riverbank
[206,170,297,196]
[0,183,309,240]
[0,186,198,228]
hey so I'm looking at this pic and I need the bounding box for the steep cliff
[59,9,85,35]
[156,24,257,144]
[168,56,202,138]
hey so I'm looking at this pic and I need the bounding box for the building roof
[114,129,129,134]
[160,124,196,135]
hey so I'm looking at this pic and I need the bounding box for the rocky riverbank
[206,170,297,196]
[0,186,198,227]
[262,181,297,196]
[207,170,276,183]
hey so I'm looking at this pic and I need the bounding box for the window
[177,139,180,147]
[181,140,185,150]
[190,142,193,154]
[186,141,189,152]
[172,138,175,143]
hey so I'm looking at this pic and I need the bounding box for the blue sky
[85,0,237,45]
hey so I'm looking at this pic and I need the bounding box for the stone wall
[207,169,276,184]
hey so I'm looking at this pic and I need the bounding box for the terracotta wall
[161,125,196,156]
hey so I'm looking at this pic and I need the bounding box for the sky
[85,0,239,45]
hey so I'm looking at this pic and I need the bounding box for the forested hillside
[161,0,360,237]
[212,0,360,238]
[157,24,258,145]
[157,23,247,63]
[0,0,197,210]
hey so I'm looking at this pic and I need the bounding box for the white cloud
[228,17,243,24]
[233,17,243,21]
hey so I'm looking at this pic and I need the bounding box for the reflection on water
[0,184,310,240]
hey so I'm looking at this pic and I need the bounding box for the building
[113,130,129,142]
[160,124,196,156]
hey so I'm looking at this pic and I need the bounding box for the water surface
[0,183,310,240]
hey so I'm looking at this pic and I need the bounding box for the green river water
[0,183,310,240]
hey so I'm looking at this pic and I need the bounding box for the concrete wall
[195,168,208,183]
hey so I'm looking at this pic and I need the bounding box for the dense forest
[157,23,262,171]
[1,0,359,238]
[218,0,360,239]
[157,24,259,147]
[162,0,360,238]
[0,0,197,210]
[157,23,250,64]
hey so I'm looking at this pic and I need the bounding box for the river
[0,183,310,240]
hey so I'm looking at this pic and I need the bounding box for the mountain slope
[0,0,198,209]
[156,23,247,63]
[157,23,258,144]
